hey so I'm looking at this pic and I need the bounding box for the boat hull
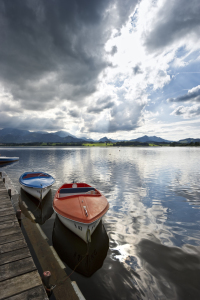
[56,213,102,243]
[53,182,109,243]
[20,184,52,201]
[0,157,19,164]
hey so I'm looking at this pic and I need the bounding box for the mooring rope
[51,240,91,291]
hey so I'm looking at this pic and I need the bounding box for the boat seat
[59,187,96,198]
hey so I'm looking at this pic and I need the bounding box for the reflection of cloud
[137,239,200,299]
[170,172,200,208]
[4,146,200,299]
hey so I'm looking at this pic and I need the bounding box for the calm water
[1,146,200,300]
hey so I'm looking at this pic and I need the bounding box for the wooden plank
[0,207,14,213]
[0,214,16,223]
[0,221,19,230]
[4,285,48,300]
[0,196,10,201]
[0,257,36,281]
[0,204,12,209]
[0,191,11,195]
[0,270,44,299]
[0,179,48,299]
[0,239,27,254]
[0,232,24,245]
[0,196,11,202]
[0,247,31,265]
[0,224,21,238]
[0,210,16,217]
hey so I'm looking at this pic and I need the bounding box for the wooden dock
[0,177,48,299]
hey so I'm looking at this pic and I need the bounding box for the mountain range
[0,128,199,144]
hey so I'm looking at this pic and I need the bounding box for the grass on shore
[83,143,113,147]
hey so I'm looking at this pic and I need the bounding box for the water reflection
[52,216,109,277]
[20,188,54,224]
[0,160,19,168]
[1,147,200,299]
[137,238,200,300]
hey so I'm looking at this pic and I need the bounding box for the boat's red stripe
[23,173,50,179]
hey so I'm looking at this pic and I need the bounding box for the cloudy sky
[0,0,200,140]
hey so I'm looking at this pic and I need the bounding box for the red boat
[53,182,109,243]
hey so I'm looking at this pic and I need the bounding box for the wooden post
[8,189,11,198]
[42,271,52,297]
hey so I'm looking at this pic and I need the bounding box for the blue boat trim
[19,171,55,189]
[60,187,95,194]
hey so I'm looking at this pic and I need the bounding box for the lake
[1,146,200,300]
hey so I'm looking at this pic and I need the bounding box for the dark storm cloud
[168,86,200,103]
[0,112,64,131]
[144,0,200,51]
[68,109,80,118]
[87,96,115,113]
[87,101,115,113]
[0,0,138,112]
[0,101,21,113]
[88,118,140,133]
[85,102,145,133]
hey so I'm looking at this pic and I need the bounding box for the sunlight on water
[1,146,200,299]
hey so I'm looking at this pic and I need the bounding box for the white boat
[19,171,55,201]
[53,182,109,243]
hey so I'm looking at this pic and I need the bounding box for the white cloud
[171,104,200,118]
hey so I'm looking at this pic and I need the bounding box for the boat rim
[19,171,55,188]
[19,182,54,189]
[53,206,105,225]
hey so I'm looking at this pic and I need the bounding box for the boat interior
[22,172,51,179]
[58,183,100,198]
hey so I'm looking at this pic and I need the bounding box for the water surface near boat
[1,146,200,300]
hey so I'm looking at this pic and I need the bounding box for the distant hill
[131,135,172,143]
[98,136,118,143]
[0,128,199,145]
[54,131,77,139]
[0,128,30,137]
[0,129,84,144]
[79,136,95,142]
[178,138,200,143]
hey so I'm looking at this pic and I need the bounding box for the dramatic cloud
[168,85,200,103]
[87,96,115,114]
[144,0,200,51]
[85,101,145,133]
[0,112,64,131]
[0,0,200,139]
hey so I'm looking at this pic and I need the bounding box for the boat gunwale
[52,206,109,225]
[19,171,55,188]
[19,182,54,189]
